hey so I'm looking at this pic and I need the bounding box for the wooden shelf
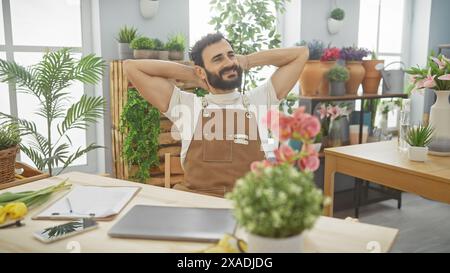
[299,93,408,102]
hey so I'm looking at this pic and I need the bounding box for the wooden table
[0,172,398,253]
[324,140,450,217]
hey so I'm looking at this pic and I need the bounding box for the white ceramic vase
[247,233,303,253]
[327,18,343,35]
[408,146,428,162]
[428,90,450,156]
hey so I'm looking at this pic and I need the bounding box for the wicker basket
[0,146,18,184]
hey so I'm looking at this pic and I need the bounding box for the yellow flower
[0,206,7,224]
[4,202,28,219]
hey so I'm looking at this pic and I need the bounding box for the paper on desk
[34,185,140,219]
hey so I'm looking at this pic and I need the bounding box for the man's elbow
[123,59,135,77]
[298,47,309,61]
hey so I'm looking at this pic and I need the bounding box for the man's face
[201,39,242,91]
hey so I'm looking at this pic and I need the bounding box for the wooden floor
[335,193,450,253]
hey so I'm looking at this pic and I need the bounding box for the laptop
[108,205,236,242]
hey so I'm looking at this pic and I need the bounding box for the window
[358,0,407,128]
[189,0,277,88]
[0,0,95,170]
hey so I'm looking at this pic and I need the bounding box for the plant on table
[0,180,71,225]
[406,125,434,148]
[226,107,328,252]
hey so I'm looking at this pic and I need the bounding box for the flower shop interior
[0,0,449,254]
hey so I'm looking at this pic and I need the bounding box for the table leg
[324,154,336,217]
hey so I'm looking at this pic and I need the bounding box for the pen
[66,198,73,213]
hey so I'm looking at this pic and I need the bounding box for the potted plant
[227,107,327,253]
[166,34,186,61]
[153,39,169,60]
[319,47,341,96]
[130,36,156,59]
[406,53,450,156]
[0,124,20,183]
[328,8,345,35]
[297,40,325,96]
[340,46,369,94]
[317,103,352,147]
[326,65,349,96]
[406,125,434,162]
[362,50,384,94]
[116,25,138,60]
[0,48,105,176]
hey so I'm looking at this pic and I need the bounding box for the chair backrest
[164,153,184,188]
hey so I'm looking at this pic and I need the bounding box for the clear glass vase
[328,119,343,147]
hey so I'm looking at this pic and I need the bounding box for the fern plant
[0,123,21,150]
[120,88,160,183]
[0,48,105,176]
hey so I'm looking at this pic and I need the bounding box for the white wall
[300,0,360,46]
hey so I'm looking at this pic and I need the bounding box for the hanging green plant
[120,88,160,183]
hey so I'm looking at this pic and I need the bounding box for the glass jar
[328,118,343,147]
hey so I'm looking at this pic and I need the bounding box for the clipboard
[32,185,141,221]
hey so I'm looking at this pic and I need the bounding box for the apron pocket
[203,139,233,162]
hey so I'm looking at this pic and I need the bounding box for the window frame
[0,0,98,174]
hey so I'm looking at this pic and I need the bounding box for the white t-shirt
[162,79,281,165]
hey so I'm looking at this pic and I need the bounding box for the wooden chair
[163,153,184,188]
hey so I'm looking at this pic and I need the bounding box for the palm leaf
[20,145,46,170]
[58,95,105,136]
[0,59,40,97]
[71,54,105,84]
[57,143,104,175]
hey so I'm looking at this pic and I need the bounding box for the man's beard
[205,65,243,91]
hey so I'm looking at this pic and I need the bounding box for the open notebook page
[35,185,140,219]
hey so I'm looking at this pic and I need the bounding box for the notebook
[33,185,141,221]
[108,205,236,242]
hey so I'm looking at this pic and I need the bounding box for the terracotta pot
[362,60,384,94]
[300,60,325,96]
[133,49,151,59]
[345,61,365,95]
[319,61,337,96]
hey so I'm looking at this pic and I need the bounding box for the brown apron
[174,95,265,197]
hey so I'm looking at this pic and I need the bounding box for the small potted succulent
[328,8,345,35]
[116,25,138,60]
[130,36,156,59]
[0,124,21,183]
[297,40,325,96]
[326,65,349,96]
[166,34,186,61]
[340,46,369,94]
[406,125,434,162]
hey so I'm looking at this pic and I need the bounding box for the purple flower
[340,47,370,61]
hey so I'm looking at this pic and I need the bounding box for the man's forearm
[244,47,309,69]
[124,59,198,82]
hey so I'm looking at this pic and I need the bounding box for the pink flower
[438,74,450,81]
[298,144,320,172]
[422,74,436,88]
[318,104,328,119]
[327,105,340,120]
[250,160,272,173]
[263,110,293,141]
[431,57,446,69]
[274,145,297,163]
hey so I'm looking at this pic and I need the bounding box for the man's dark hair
[189,32,233,68]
